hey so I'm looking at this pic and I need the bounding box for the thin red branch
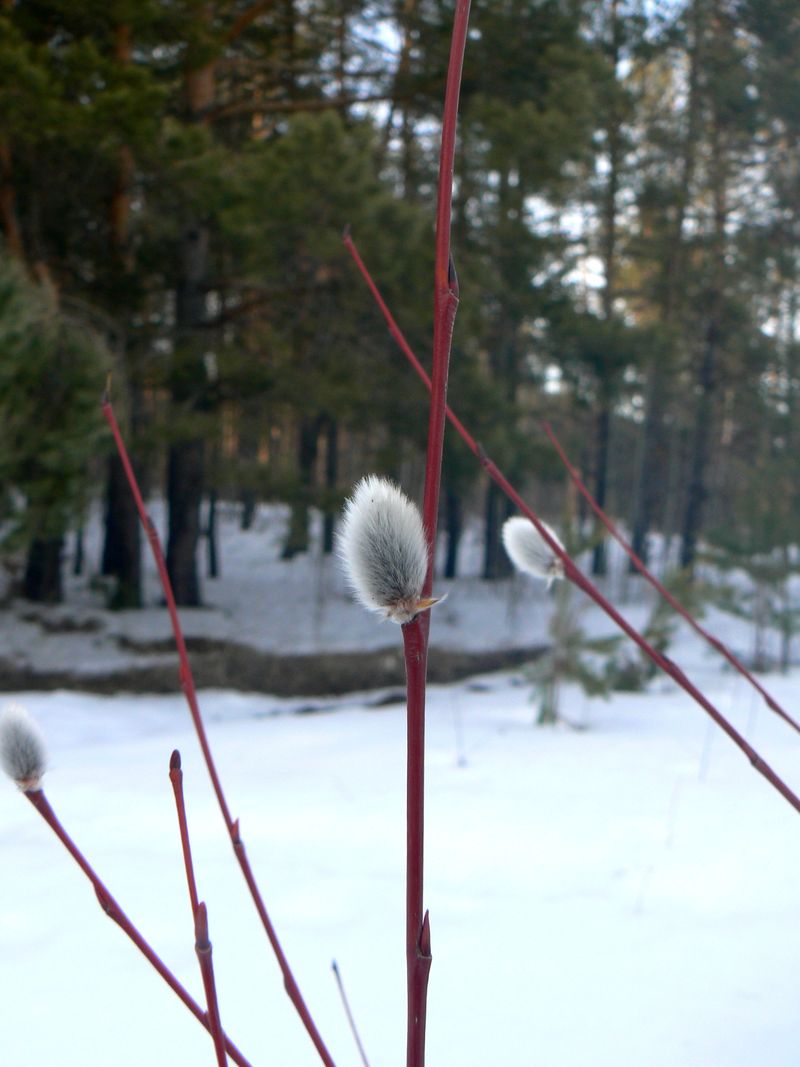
[169,750,200,915]
[24,788,252,1067]
[405,5,471,1067]
[331,960,372,1067]
[169,751,228,1066]
[542,421,800,737]
[195,903,229,1067]
[342,236,800,818]
[102,396,337,1067]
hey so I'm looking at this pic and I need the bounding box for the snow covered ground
[1,505,800,1065]
[1,653,800,1065]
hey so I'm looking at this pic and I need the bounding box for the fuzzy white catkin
[502,516,565,582]
[338,475,429,623]
[0,702,46,789]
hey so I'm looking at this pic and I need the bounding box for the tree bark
[322,417,338,555]
[23,538,63,603]
[630,1,701,568]
[443,486,462,579]
[282,414,322,559]
[102,453,142,607]
[167,439,205,605]
[482,480,512,579]
[591,402,611,576]
[593,0,621,577]
[101,20,142,606]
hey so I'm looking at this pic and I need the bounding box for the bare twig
[169,750,200,915]
[102,395,337,1067]
[342,236,800,818]
[23,788,252,1067]
[195,903,229,1067]
[331,960,371,1067]
[542,421,800,737]
[170,751,228,1066]
[403,5,471,1067]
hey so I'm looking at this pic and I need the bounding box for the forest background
[0,0,798,612]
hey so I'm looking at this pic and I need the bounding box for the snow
[1,506,799,1064]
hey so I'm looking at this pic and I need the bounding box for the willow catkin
[502,516,565,584]
[338,475,436,624]
[0,702,46,791]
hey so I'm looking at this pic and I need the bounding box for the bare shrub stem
[542,421,800,736]
[24,788,253,1067]
[342,238,800,818]
[404,5,471,1066]
[102,396,337,1067]
[170,751,228,1066]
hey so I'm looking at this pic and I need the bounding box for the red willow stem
[169,750,200,915]
[195,903,229,1067]
[542,421,800,737]
[102,397,337,1067]
[403,5,470,1067]
[169,751,228,1066]
[24,788,253,1067]
[331,960,372,1067]
[342,239,800,818]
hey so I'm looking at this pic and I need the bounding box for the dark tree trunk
[591,403,611,576]
[483,480,512,579]
[73,525,84,576]
[102,453,142,607]
[322,417,338,555]
[282,414,322,559]
[630,375,665,568]
[166,439,204,605]
[241,492,256,531]
[444,486,462,579]
[167,223,210,605]
[680,319,718,570]
[206,488,219,578]
[24,537,63,603]
[632,0,701,569]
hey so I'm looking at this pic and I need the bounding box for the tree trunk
[166,439,204,605]
[322,417,338,555]
[680,60,727,571]
[206,488,219,578]
[165,15,218,604]
[630,0,701,568]
[282,414,322,559]
[680,315,718,570]
[102,453,142,607]
[593,0,621,578]
[483,480,512,579]
[444,486,462,579]
[24,538,63,603]
[591,402,611,576]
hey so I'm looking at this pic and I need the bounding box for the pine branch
[102,395,337,1067]
[341,236,800,819]
[23,787,252,1067]
[541,421,800,737]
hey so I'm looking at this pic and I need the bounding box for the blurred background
[0,0,797,620]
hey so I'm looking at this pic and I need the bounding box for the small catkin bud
[338,475,441,624]
[0,702,46,791]
[502,516,565,584]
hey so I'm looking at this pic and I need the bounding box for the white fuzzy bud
[502,516,565,584]
[0,702,46,791]
[338,475,441,624]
